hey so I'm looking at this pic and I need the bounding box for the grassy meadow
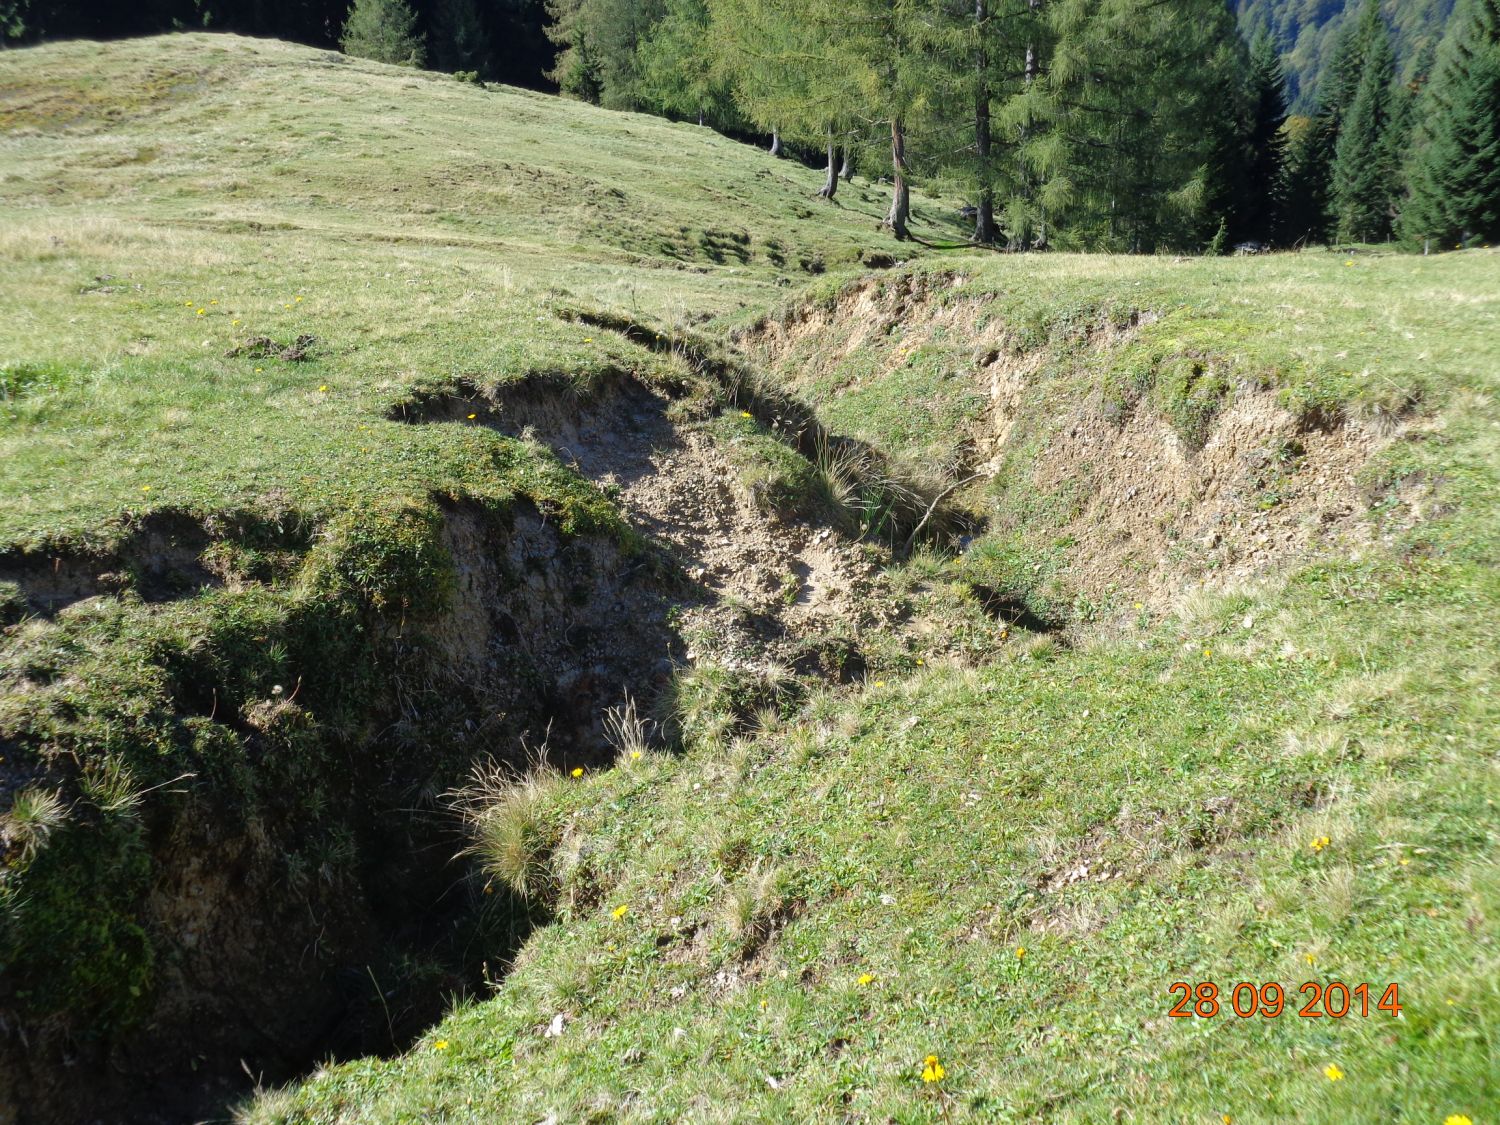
[0,31,1496,1125]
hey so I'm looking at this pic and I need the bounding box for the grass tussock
[453,757,565,904]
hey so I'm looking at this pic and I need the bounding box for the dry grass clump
[452,756,564,903]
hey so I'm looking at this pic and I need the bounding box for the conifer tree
[546,0,665,108]
[1,0,25,40]
[929,0,1037,243]
[546,0,604,100]
[1403,0,1500,245]
[1030,0,1246,252]
[432,0,492,76]
[340,0,425,67]
[1242,32,1290,242]
[638,0,737,127]
[1279,113,1331,244]
[1331,0,1397,241]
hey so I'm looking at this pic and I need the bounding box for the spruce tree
[340,0,426,67]
[1403,0,1500,245]
[1331,0,1397,241]
[1279,113,1331,244]
[1242,33,1290,243]
[432,0,492,76]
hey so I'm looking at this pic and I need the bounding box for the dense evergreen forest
[4,0,1496,252]
[1236,0,1455,107]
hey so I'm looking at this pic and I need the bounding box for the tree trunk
[1015,0,1044,250]
[817,127,838,199]
[887,117,910,240]
[769,128,781,157]
[840,145,854,182]
[697,106,705,127]
[973,0,997,244]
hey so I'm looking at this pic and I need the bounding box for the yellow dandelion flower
[916,658,924,665]
[467,413,477,420]
[612,904,628,920]
[921,1054,946,1083]
[184,300,193,306]
[873,680,886,688]
[1223,1117,1232,1125]
[630,749,643,760]
[210,299,219,305]
[1323,1064,1344,1082]
[1304,952,1316,965]
[434,1039,449,1051]
[857,972,876,985]
[284,303,292,309]
[141,485,152,492]
[1134,601,1144,609]
[1310,836,1331,852]
[1445,1116,1473,1125]
[254,367,263,373]
[232,319,241,326]
[1016,946,1026,959]
[1398,857,1411,866]
[196,308,206,316]
[318,385,328,392]
[295,295,304,302]
[571,767,585,778]
[583,337,593,343]
[1203,648,1212,657]
[740,411,752,418]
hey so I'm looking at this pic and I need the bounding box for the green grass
[1,31,1497,1125]
[0,33,941,549]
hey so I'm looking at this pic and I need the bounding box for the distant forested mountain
[1238,0,1455,107]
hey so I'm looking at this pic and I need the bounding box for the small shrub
[301,497,454,614]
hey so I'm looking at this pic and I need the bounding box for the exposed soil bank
[0,498,685,1124]
[743,271,1425,611]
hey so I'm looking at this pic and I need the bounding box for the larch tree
[928,0,1038,243]
[638,0,738,127]
[1029,0,1248,252]
[707,0,863,201]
